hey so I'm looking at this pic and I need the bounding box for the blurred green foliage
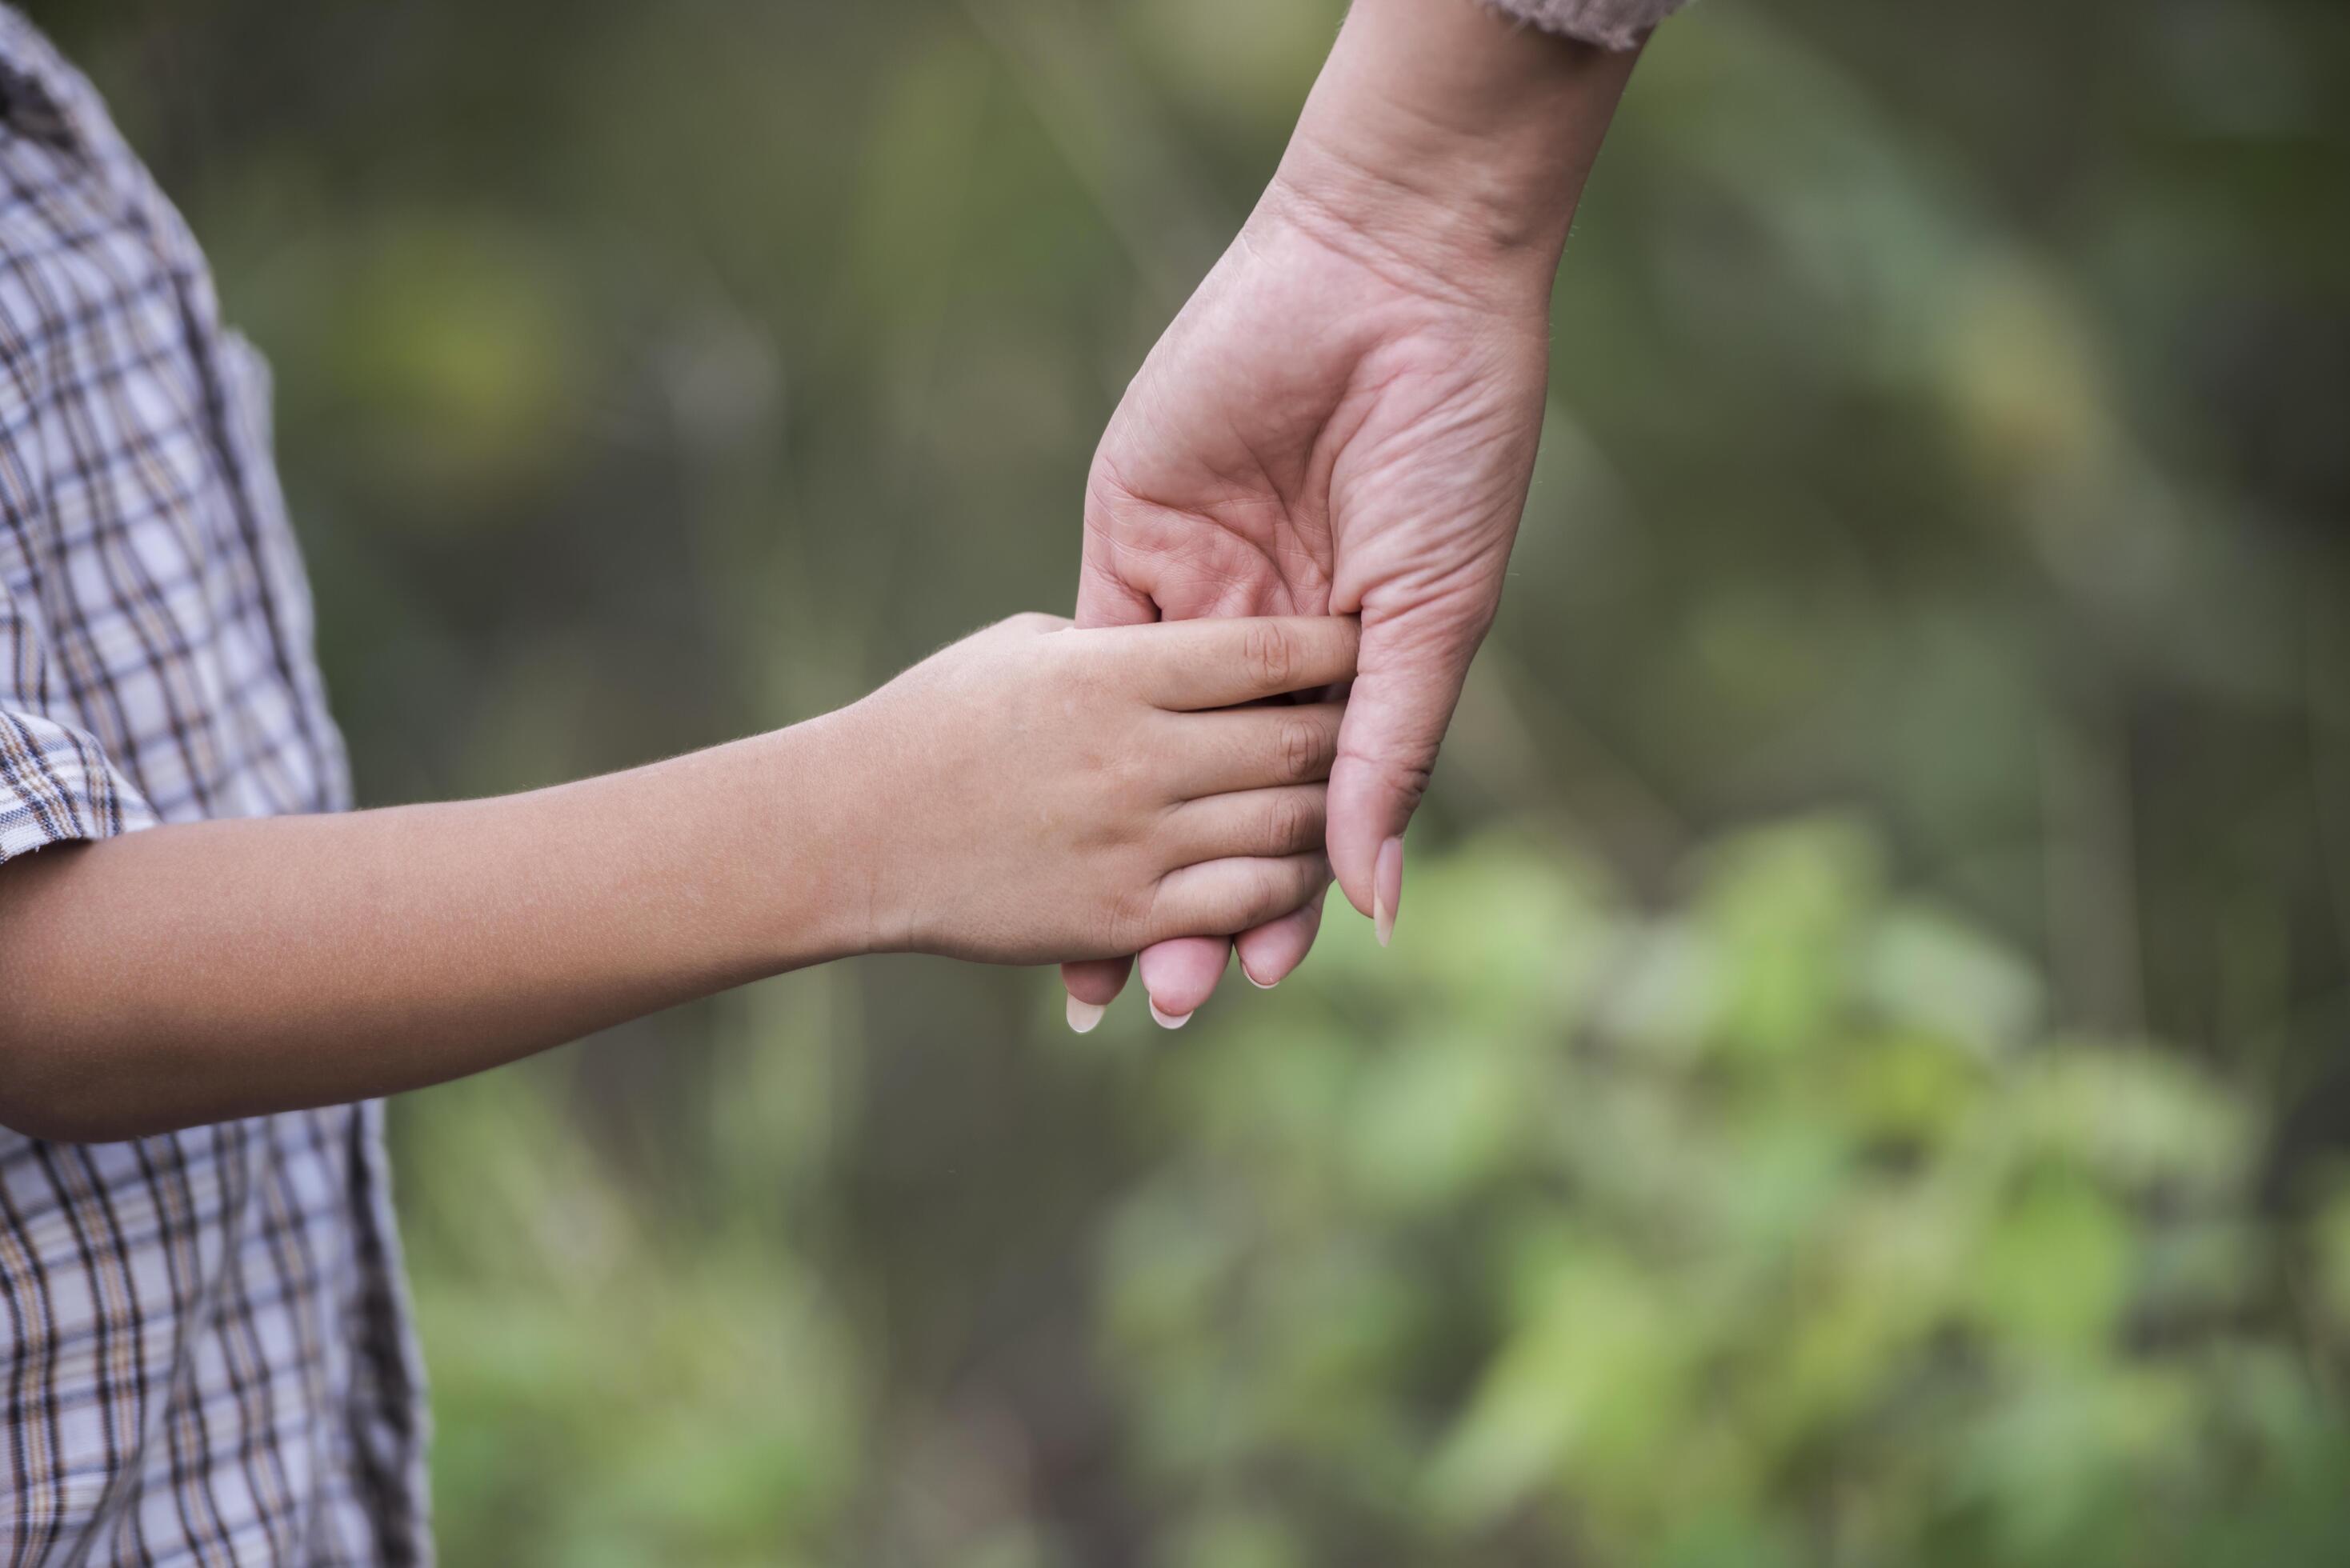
[1100,825,2350,1565]
[43,0,2350,1560]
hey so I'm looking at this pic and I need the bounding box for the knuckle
[1246,623,1296,692]
[1393,757,1436,812]
[1128,729,1185,805]
[1267,790,1310,852]
[1109,877,1158,954]
[1343,739,1439,814]
[1112,752,1155,811]
[1086,745,1137,810]
[1241,862,1287,924]
[1093,734,1140,788]
[1279,717,1323,782]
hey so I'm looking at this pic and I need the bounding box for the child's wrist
[782,701,920,961]
[712,713,907,970]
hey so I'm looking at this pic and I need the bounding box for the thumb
[1324,614,1479,942]
[1074,550,1159,631]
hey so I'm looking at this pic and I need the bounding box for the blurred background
[42,0,2350,1561]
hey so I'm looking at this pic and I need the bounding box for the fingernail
[1148,999,1192,1030]
[1373,836,1403,947]
[1240,962,1276,990]
[1067,996,1107,1034]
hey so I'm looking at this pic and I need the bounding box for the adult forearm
[1273,0,1641,294]
[0,718,871,1141]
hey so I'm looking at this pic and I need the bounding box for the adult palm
[1063,189,1554,1020]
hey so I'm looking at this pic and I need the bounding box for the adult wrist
[1267,0,1639,301]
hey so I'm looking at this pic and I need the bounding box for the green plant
[1099,822,2350,1566]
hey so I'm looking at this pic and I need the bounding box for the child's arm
[0,614,1354,1142]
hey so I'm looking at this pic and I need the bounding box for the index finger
[1107,616,1360,711]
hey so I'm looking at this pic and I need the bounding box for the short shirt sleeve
[0,587,158,866]
[1487,0,1686,51]
[0,324,158,866]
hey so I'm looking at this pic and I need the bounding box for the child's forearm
[0,612,1359,1141]
[0,716,874,1142]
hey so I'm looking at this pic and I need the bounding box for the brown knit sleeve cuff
[1483,0,1685,50]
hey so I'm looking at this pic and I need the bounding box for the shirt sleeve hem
[0,709,156,868]
[1483,0,1687,51]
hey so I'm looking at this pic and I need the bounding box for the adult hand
[1063,0,1642,1026]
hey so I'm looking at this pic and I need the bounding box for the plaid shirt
[0,11,428,1563]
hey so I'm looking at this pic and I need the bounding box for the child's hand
[0,608,1349,1138]
[836,613,1356,965]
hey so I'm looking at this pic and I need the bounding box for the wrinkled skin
[1062,189,1552,1018]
